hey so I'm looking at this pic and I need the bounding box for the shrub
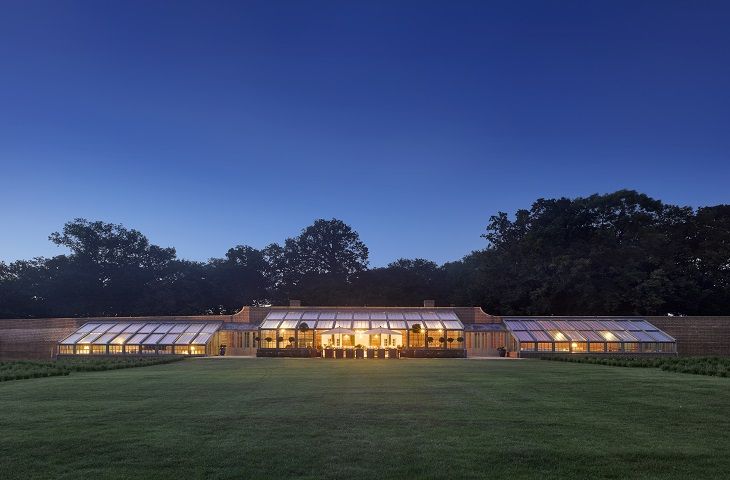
[540,355,730,377]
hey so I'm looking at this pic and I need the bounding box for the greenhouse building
[49,302,680,359]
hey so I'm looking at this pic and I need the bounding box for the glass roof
[59,322,223,347]
[504,318,675,344]
[260,310,465,331]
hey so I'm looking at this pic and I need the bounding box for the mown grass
[542,355,730,376]
[0,358,728,480]
[0,356,184,382]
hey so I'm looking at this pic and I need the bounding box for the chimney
[423,299,435,308]
[289,299,301,307]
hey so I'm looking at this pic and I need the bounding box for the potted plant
[426,336,434,348]
[345,348,355,359]
[498,346,506,357]
[457,336,464,346]
[367,347,375,359]
[288,336,295,348]
[411,323,422,348]
[298,322,310,348]
[355,344,365,359]
[264,337,273,348]
[447,337,454,348]
[324,345,334,358]
[439,337,446,347]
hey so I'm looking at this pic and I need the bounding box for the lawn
[0,358,728,480]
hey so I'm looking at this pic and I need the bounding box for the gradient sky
[1,1,729,267]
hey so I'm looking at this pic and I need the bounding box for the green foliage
[449,190,730,315]
[0,357,185,382]
[541,356,730,377]
[1,192,729,316]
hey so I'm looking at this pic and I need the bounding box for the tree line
[1,190,728,318]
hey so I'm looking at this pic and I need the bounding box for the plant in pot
[298,322,310,348]
[426,337,434,346]
[457,336,464,346]
[410,323,422,348]
[264,337,273,348]
[288,337,295,348]
[498,346,506,357]
[439,337,446,346]
[447,337,454,348]
[355,344,364,359]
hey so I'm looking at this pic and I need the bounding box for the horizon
[2,1,729,266]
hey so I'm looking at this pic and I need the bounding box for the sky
[1,1,729,267]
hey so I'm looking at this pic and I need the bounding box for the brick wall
[646,316,730,356]
[0,318,84,360]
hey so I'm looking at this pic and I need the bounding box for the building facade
[2,300,725,360]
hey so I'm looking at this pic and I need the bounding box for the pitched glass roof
[260,310,465,331]
[59,321,222,347]
[504,318,675,344]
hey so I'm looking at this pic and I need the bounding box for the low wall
[0,318,84,360]
[646,316,730,356]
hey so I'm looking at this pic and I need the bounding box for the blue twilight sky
[1,1,729,267]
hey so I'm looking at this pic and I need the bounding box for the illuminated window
[125,345,139,354]
[589,342,605,353]
[520,342,535,351]
[175,346,190,355]
[606,342,621,352]
[76,345,90,355]
[141,345,157,354]
[92,345,106,355]
[108,345,123,354]
[158,345,173,354]
[554,342,570,352]
[59,345,74,355]
[570,342,587,353]
[190,345,206,355]
[623,343,639,352]
[536,342,552,352]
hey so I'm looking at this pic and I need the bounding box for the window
[92,345,107,355]
[537,342,553,352]
[554,342,570,352]
[606,342,621,352]
[175,345,190,355]
[190,345,206,355]
[76,345,90,355]
[520,342,535,351]
[125,345,139,354]
[59,345,74,355]
[623,343,639,352]
[141,345,157,354]
[108,345,123,354]
[589,342,605,353]
[570,342,587,353]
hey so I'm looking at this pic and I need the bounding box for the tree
[207,245,269,312]
[264,219,369,302]
[46,218,177,316]
[449,190,715,316]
